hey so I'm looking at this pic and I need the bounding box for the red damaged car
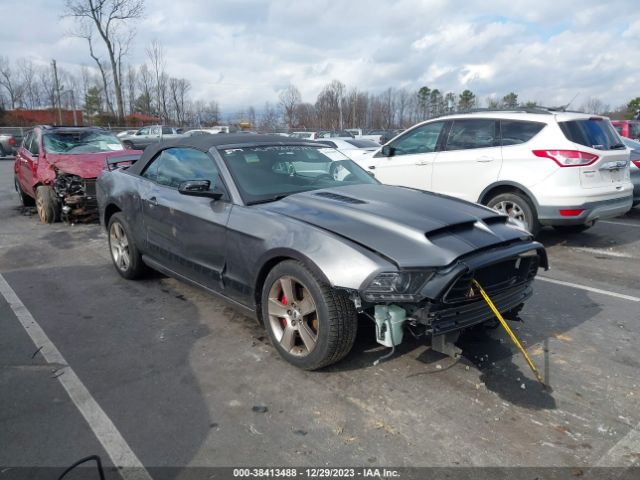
[14,126,141,223]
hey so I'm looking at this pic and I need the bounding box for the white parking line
[596,422,640,467]
[572,247,633,259]
[537,276,640,302]
[0,274,152,480]
[600,220,640,228]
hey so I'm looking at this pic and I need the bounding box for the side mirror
[178,180,224,200]
[381,145,395,157]
[366,170,376,178]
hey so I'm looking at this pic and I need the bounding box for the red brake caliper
[280,292,288,327]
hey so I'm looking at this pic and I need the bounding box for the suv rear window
[629,123,640,138]
[559,119,621,150]
[501,120,545,146]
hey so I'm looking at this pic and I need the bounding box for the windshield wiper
[247,194,290,205]
[609,143,626,150]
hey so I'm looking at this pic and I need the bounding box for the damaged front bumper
[359,240,548,342]
[53,173,99,222]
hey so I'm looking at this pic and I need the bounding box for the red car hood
[46,150,142,178]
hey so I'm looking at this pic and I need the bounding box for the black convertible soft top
[127,134,319,175]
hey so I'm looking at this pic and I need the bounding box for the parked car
[356,110,633,235]
[345,128,383,144]
[314,137,381,161]
[290,131,316,140]
[116,129,138,138]
[14,126,142,223]
[97,134,547,370]
[611,120,640,140]
[119,125,185,150]
[185,127,230,136]
[0,133,16,157]
[621,137,640,206]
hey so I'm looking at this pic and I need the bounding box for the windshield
[219,145,377,204]
[43,131,124,154]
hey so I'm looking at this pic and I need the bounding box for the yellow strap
[472,279,546,387]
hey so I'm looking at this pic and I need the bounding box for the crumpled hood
[47,150,141,178]
[259,184,532,267]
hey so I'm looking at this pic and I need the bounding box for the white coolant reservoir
[374,305,406,347]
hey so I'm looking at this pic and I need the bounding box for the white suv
[356,110,633,234]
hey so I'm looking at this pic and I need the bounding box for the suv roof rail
[465,107,553,115]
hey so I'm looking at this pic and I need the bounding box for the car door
[140,147,232,291]
[132,127,150,149]
[365,121,446,190]
[17,130,40,196]
[431,118,502,202]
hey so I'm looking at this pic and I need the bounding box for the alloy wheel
[267,276,319,357]
[493,200,528,228]
[110,222,131,272]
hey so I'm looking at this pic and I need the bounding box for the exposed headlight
[362,271,433,302]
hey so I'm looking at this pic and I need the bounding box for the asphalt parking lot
[1,157,639,473]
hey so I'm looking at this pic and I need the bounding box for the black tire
[486,192,540,236]
[107,212,147,279]
[35,185,60,223]
[261,260,358,370]
[122,141,134,150]
[15,176,35,207]
[553,224,592,233]
[0,144,6,158]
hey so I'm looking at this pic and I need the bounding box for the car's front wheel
[35,185,60,223]
[122,141,134,150]
[261,260,358,370]
[108,212,147,279]
[486,192,539,236]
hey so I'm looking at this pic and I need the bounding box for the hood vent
[313,192,367,204]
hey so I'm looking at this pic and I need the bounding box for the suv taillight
[532,149,599,167]
[632,160,640,168]
[9,136,15,146]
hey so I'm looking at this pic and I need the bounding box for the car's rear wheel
[261,260,358,370]
[122,141,134,149]
[108,212,146,279]
[15,176,35,207]
[486,192,539,236]
[35,185,60,223]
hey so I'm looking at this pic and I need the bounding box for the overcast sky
[1,0,639,114]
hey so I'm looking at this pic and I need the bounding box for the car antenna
[562,92,580,111]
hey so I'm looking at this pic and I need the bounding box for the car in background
[380,129,404,144]
[290,131,316,140]
[14,125,141,223]
[119,125,185,150]
[611,120,640,140]
[621,137,640,206]
[356,110,632,235]
[97,134,547,370]
[185,127,230,136]
[314,137,381,161]
[345,129,383,143]
[116,129,138,138]
[0,133,16,157]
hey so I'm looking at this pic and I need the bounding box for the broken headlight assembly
[54,173,85,197]
[362,271,434,302]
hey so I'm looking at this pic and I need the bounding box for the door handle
[148,196,158,206]
[415,161,430,166]
[476,157,494,163]
[368,166,376,170]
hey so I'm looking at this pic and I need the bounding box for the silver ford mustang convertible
[97,134,548,370]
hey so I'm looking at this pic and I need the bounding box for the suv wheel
[486,192,539,236]
[35,185,60,223]
[261,260,358,370]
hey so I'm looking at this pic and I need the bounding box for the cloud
[1,0,640,112]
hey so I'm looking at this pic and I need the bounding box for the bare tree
[0,56,23,109]
[125,64,137,115]
[147,40,169,122]
[278,85,301,129]
[65,0,144,121]
[581,97,608,115]
[169,77,190,125]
